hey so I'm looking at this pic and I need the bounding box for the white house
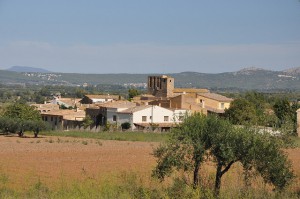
[106,105,189,131]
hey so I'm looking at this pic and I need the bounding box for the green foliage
[153,113,210,188]
[0,170,298,199]
[40,131,169,142]
[82,115,93,129]
[128,88,140,99]
[153,114,295,195]
[4,102,41,122]
[224,98,258,125]
[0,117,50,137]
[0,103,49,136]
[121,122,131,130]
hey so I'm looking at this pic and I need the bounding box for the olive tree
[152,113,208,188]
[1,102,48,137]
[153,113,294,195]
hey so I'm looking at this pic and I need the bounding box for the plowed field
[0,135,158,188]
[0,135,299,189]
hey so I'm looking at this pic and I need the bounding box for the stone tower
[147,75,174,98]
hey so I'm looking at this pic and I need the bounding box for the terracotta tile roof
[173,88,209,93]
[120,105,152,113]
[31,103,59,110]
[41,109,85,121]
[99,101,136,108]
[197,93,233,102]
[85,94,120,99]
[134,123,176,128]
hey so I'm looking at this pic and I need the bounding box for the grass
[39,131,169,142]
[293,136,300,147]
[0,171,299,199]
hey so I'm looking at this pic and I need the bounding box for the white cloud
[0,41,299,73]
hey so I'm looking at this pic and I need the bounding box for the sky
[0,0,300,74]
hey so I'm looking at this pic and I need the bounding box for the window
[51,116,53,121]
[220,103,224,109]
[179,116,184,121]
[149,116,152,120]
[164,116,169,122]
[142,116,147,122]
[113,115,117,122]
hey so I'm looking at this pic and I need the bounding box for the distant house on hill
[80,94,122,104]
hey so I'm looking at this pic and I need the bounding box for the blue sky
[0,0,299,73]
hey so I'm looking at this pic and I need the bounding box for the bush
[121,122,131,130]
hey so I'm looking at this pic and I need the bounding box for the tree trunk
[193,160,201,189]
[214,160,235,196]
[215,162,222,196]
[34,128,39,138]
[18,130,24,137]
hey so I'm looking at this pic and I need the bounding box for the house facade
[107,105,189,131]
[41,109,85,130]
[85,101,136,128]
[196,93,233,114]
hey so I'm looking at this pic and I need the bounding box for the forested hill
[1,67,300,91]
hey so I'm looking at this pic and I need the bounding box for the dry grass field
[0,135,158,189]
[0,134,299,198]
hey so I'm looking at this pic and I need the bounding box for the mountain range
[1,66,300,91]
[6,66,52,73]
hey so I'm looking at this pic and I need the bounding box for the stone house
[139,75,232,115]
[41,109,85,130]
[85,101,136,128]
[148,94,207,114]
[196,93,233,114]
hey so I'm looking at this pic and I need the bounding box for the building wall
[132,106,174,123]
[108,106,187,130]
[42,115,63,130]
[196,96,230,110]
[147,76,174,97]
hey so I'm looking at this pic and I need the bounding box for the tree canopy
[0,102,49,137]
[152,113,294,195]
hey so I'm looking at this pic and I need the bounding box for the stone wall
[147,76,174,97]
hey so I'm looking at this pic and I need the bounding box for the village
[32,75,236,132]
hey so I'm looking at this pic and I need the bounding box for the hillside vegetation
[1,67,300,91]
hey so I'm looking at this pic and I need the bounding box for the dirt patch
[0,135,158,188]
[0,135,299,190]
